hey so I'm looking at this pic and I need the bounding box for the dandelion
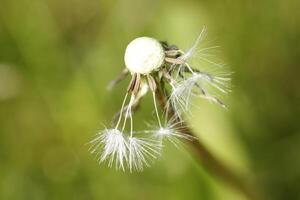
[90,29,231,171]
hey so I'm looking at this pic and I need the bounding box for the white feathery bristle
[169,71,230,116]
[152,118,195,147]
[168,81,194,119]
[179,28,207,62]
[89,129,128,171]
[188,72,231,94]
[128,137,162,172]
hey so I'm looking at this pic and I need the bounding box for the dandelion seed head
[124,37,165,74]
[91,29,231,172]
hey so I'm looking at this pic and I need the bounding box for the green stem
[155,84,263,200]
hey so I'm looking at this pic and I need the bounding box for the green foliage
[0,0,299,199]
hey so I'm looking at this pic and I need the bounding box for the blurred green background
[0,0,299,199]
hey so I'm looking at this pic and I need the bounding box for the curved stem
[155,84,263,200]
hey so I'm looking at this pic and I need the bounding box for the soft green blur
[0,0,299,199]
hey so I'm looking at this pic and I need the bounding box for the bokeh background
[0,0,299,199]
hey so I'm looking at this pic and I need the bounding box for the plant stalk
[155,84,263,200]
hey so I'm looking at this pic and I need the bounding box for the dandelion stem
[155,83,263,200]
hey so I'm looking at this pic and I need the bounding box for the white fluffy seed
[124,37,165,74]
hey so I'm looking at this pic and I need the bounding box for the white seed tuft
[142,118,195,148]
[89,128,128,171]
[169,71,231,118]
[168,81,194,119]
[154,118,195,147]
[179,27,207,62]
[128,136,162,172]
